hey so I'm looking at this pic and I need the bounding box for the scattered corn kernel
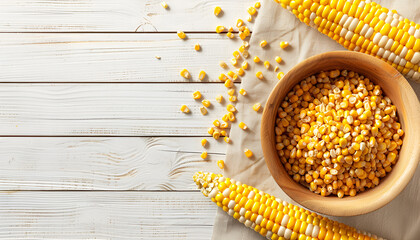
[239,88,247,96]
[239,122,248,130]
[254,1,261,8]
[201,151,208,159]
[264,61,270,69]
[274,66,279,72]
[275,56,282,63]
[213,119,220,127]
[230,58,238,66]
[243,41,249,48]
[180,105,190,113]
[277,72,284,80]
[256,71,263,80]
[227,71,237,80]
[242,61,249,70]
[194,44,201,51]
[227,26,233,32]
[192,91,202,100]
[229,95,237,102]
[280,41,289,49]
[202,99,211,108]
[228,112,235,121]
[242,50,249,58]
[213,130,221,140]
[253,56,261,63]
[199,106,208,115]
[217,160,225,169]
[224,79,233,88]
[247,15,253,22]
[201,139,207,147]
[155,55,161,60]
[252,103,261,111]
[260,40,267,48]
[247,6,257,15]
[160,1,168,9]
[222,114,229,122]
[220,130,227,136]
[198,70,206,81]
[220,122,229,129]
[219,61,228,68]
[224,137,231,143]
[215,95,223,103]
[237,68,245,76]
[236,19,244,27]
[216,26,225,33]
[208,127,214,135]
[219,73,227,81]
[233,51,241,60]
[226,32,234,39]
[180,69,190,79]
[177,31,186,39]
[244,148,253,158]
[226,104,236,112]
[227,89,235,96]
[214,6,222,16]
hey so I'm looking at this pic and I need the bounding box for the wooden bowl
[261,51,420,216]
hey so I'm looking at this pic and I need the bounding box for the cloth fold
[212,0,420,239]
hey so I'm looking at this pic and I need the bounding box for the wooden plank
[0,83,238,136]
[0,0,254,32]
[0,191,216,239]
[0,33,248,82]
[0,137,225,190]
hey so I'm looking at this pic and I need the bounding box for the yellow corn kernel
[180,105,190,113]
[277,72,284,80]
[229,95,237,102]
[219,61,228,68]
[220,130,227,136]
[244,148,253,158]
[275,56,282,63]
[202,99,211,108]
[274,66,279,72]
[264,61,270,69]
[215,95,223,103]
[216,26,225,33]
[254,1,261,8]
[214,6,222,16]
[227,71,238,80]
[253,103,262,111]
[222,114,229,122]
[201,139,207,147]
[248,6,257,15]
[260,40,268,48]
[198,70,206,81]
[201,151,208,159]
[219,73,228,81]
[226,32,234,39]
[237,68,245,76]
[225,79,233,88]
[231,58,238,66]
[228,112,236,121]
[217,160,225,169]
[256,71,264,80]
[220,122,229,129]
[177,31,186,39]
[233,50,241,60]
[180,69,190,79]
[208,127,214,135]
[239,31,246,40]
[242,61,249,70]
[247,15,253,22]
[227,104,236,112]
[254,56,261,63]
[213,119,220,127]
[227,89,235,96]
[224,137,231,143]
[160,1,168,9]
[242,50,249,58]
[199,106,208,115]
[239,88,247,96]
[280,41,289,49]
[192,91,202,99]
[194,44,201,51]
[239,122,248,130]
[213,130,221,140]
[236,19,244,27]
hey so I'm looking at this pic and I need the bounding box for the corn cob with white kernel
[194,171,384,240]
[275,0,420,82]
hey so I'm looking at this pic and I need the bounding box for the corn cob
[275,0,420,82]
[194,171,384,240]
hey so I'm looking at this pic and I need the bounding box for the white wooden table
[0,0,256,238]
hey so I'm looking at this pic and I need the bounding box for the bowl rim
[261,51,420,216]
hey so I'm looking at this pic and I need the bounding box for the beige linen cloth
[212,0,420,239]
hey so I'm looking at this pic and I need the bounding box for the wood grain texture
[0,33,249,82]
[0,191,216,239]
[261,51,420,216]
[0,137,225,190]
[0,0,254,32]
[0,83,238,136]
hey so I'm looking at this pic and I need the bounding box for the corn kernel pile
[275,70,403,197]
